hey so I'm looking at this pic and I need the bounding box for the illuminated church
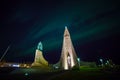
[59,27,79,70]
[32,26,79,70]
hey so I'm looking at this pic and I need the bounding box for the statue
[37,42,43,51]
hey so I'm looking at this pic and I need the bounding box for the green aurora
[0,0,120,63]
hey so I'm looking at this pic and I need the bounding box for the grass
[49,67,120,80]
[0,66,120,80]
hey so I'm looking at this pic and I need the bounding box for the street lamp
[100,59,103,66]
[77,58,80,69]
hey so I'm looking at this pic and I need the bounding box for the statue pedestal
[32,49,48,67]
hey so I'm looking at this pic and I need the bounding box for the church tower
[60,26,79,70]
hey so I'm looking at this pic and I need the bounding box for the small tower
[60,26,79,70]
[32,42,48,67]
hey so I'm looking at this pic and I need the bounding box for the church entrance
[67,53,71,69]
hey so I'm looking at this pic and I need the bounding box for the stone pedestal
[32,49,48,67]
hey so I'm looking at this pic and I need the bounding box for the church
[32,26,80,70]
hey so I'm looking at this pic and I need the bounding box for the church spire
[64,26,70,37]
[60,26,79,70]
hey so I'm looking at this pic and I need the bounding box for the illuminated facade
[32,42,48,67]
[60,27,79,70]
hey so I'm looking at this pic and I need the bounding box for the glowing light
[25,73,28,76]
[77,58,80,62]
[107,60,109,63]
[100,59,103,62]
[77,58,80,68]
[12,64,20,67]
[99,59,103,66]
[55,66,59,69]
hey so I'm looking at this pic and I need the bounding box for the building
[59,27,79,70]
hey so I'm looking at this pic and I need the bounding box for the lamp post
[100,59,103,67]
[77,58,80,69]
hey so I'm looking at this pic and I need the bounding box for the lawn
[0,66,120,80]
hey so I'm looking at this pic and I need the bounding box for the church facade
[59,27,79,70]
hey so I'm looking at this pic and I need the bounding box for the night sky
[0,0,120,64]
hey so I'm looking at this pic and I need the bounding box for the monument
[59,26,79,70]
[32,42,48,67]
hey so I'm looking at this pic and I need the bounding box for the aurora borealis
[0,0,120,64]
